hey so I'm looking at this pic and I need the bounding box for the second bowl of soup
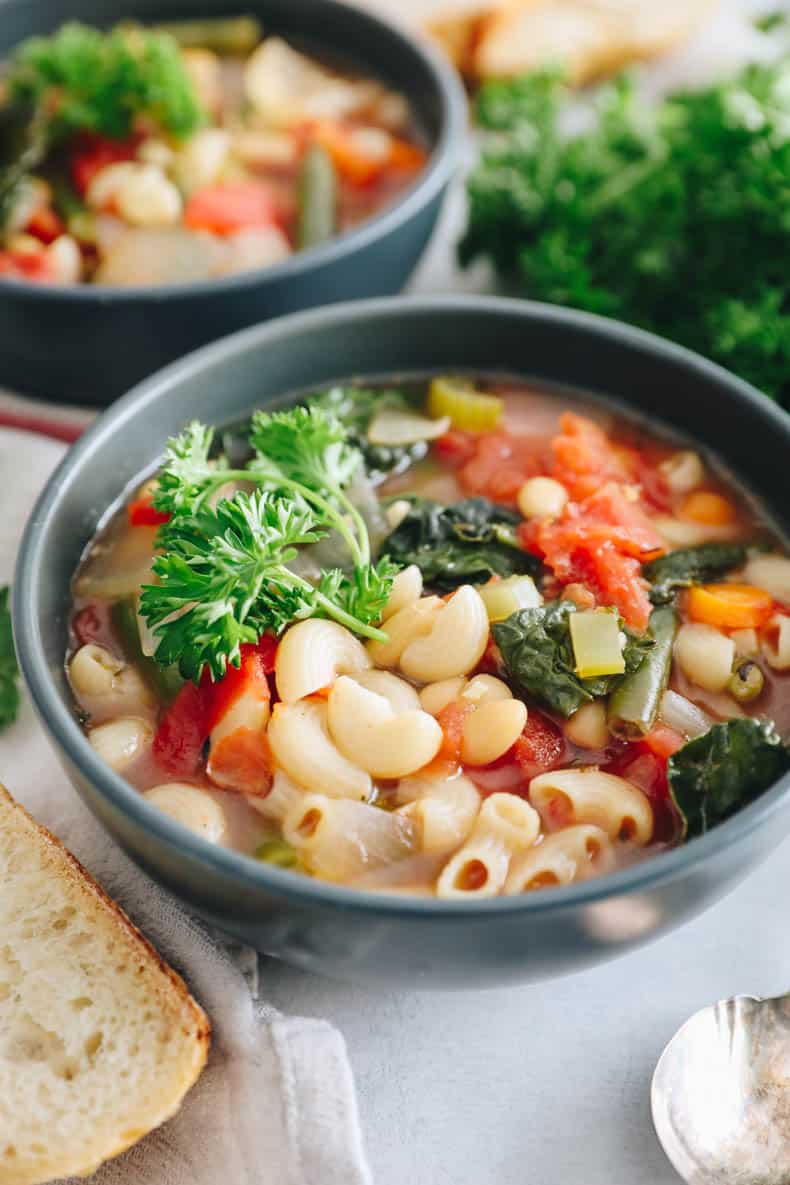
[0,0,463,403]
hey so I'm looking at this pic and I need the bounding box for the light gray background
[261,3,790,1182]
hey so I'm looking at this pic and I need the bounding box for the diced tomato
[153,636,278,779]
[520,482,662,630]
[153,679,214,777]
[70,133,140,196]
[434,429,477,467]
[550,412,634,500]
[436,699,474,761]
[206,638,274,733]
[127,491,170,527]
[25,206,65,245]
[514,712,566,781]
[0,248,54,282]
[459,431,547,504]
[640,725,685,761]
[184,182,278,236]
[208,730,274,797]
[72,602,112,647]
[570,543,653,632]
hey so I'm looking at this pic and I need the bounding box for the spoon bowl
[652,994,790,1185]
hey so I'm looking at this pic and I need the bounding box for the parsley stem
[203,468,366,567]
[286,571,387,642]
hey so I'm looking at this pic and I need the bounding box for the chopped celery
[479,575,542,622]
[256,838,299,868]
[427,376,503,432]
[569,610,625,679]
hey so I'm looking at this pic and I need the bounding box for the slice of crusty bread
[0,784,210,1185]
[474,0,718,85]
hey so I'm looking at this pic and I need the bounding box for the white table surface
[260,3,790,1182]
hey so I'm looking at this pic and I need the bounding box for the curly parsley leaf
[141,407,396,682]
[5,22,204,142]
[0,587,20,730]
[462,63,790,404]
[668,718,790,839]
[384,496,540,591]
[493,600,653,717]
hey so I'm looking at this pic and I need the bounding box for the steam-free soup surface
[68,377,790,898]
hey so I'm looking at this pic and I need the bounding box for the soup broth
[68,376,790,898]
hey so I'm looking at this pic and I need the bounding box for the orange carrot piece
[687,583,774,629]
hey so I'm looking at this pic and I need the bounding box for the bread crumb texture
[0,785,209,1185]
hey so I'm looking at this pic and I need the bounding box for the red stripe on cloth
[0,409,85,444]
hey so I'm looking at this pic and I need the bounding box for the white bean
[517,476,568,519]
[658,450,704,494]
[461,699,527,766]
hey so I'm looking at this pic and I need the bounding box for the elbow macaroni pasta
[529,769,653,844]
[436,793,541,900]
[505,825,614,894]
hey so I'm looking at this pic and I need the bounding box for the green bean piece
[298,145,337,250]
[607,605,678,739]
[256,838,299,869]
[147,16,263,55]
[111,599,183,703]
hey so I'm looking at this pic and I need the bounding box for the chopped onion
[659,690,710,739]
[367,408,450,447]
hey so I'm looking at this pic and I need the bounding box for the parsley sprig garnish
[139,409,398,683]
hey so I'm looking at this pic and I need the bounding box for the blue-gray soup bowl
[13,297,790,987]
[0,0,464,406]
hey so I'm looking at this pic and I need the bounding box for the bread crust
[0,784,210,1185]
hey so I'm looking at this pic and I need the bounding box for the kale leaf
[0,587,20,730]
[643,543,748,604]
[493,600,653,717]
[461,64,790,404]
[667,718,790,839]
[383,497,540,591]
[309,386,427,481]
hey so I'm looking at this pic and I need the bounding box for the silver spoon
[651,993,790,1185]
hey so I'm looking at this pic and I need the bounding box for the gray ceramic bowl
[14,297,790,988]
[0,0,464,405]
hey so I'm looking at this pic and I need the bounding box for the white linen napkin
[0,405,373,1185]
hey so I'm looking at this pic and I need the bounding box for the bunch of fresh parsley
[139,408,398,683]
[461,64,790,404]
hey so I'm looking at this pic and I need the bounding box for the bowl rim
[0,0,466,302]
[14,293,790,918]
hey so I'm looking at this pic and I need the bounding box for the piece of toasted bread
[0,784,210,1185]
[474,0,718,85]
